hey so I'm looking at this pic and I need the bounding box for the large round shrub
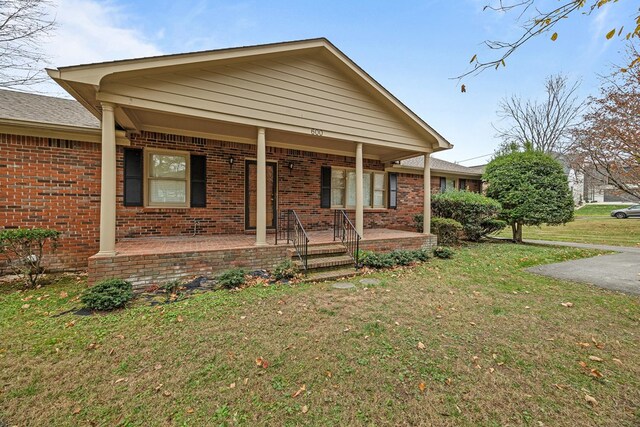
[81,278,133,311]
[431,191,505,241]
[430,217,463,245]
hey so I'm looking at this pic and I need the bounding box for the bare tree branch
[0,0,55,89]
[494,74,582,155]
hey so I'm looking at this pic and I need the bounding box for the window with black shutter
[320,166,331,208]
[388,173,398,209]
[124,148,143,206]
[190,155,207,207]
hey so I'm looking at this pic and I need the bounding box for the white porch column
[423,153,431,235]
[355,142,364,237]
[256,127,267,246]
[97,103,117,256]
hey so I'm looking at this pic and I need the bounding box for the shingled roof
[0,89,99,129]
[401,156,484,177]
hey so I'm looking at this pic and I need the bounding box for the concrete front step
[287,244,347,258]
[306,268,359,282]
[294,254,354,270]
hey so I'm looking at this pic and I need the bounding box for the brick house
[0,38,471,287]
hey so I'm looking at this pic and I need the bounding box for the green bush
[412,249,432,262]
[432,191,503,241]
[0,228,61,287]
[273,259,299,281]
[359,251,394,269]
[218,268,247,289]
[431,217,463,246]
[480,218,508,236]
[389,249,415,266]
[414,214,425,233]
[433,246,455,259]
[81,279,133,311]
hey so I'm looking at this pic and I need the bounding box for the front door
[245,160,277,229]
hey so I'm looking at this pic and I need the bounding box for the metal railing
[275,209,309,270]
[333,209,361,267]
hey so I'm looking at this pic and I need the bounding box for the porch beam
[355,142,364,237]
[97,102,117,256]
[423,153,431,236]
[256,127,268,246]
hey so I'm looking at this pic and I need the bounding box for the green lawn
[498,206,640,247]
[1,243,639,426]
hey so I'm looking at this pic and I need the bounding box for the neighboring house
[0,38,454,287]
[394,156,484,193]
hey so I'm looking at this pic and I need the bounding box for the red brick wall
[116,131,424,239]
[0,134,101,271]
[1,131,427,273]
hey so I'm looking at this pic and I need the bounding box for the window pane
[363,172,371,207]
[149,180,186,204]
[331,169,345,188]
[374,190,384,207]
[346,171,356,206]
[374,173,384,190]
[331,189,344,206]
[150,154,186,178]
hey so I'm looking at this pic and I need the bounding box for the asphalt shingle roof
[0,89,99,129]
[401,156,484,176]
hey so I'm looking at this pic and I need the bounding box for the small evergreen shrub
[433,246,455,259]
[81,278,133,311]
[0,228,61,287]
[359,251,394,269]
[431,217,463,246]
[273,259,299,281]
[389,249,415,266]
[414,214,425,233]
[412,249,432,262]
[432,190,503,241]
[161,280,182,294]
[218,268,247,289]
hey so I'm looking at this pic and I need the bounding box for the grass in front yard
[1,243,639,426]
[497,207,640,247]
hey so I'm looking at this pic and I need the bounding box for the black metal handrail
[275,209,309,270]
[333,209,361,267]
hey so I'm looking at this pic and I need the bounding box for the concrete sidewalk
[523,239,640,295]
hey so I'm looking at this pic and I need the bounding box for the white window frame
[330,166,386,209]
[144,148,191,208]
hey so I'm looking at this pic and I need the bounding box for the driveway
[524,240,640,295]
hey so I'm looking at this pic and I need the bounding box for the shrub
[433,246,455,259]
[389,249,416,266]
[414,214,425,233]
[273,259,299,281]
[412,249,432,262]
[218,268,247,289]
[480,218,508,236]
[161,280,182,294]
[431,217,463,246]
[81,279,133,311]
[359,251,394,269]
[0,228,61,287]
[432,191,503,241]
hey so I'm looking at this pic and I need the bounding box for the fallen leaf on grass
[255,357,269,369]
[176,315,184,323]
[292,384,306,398]
[326,371,332,378]
[417,342,426,350]
[591,337,605,349]
[86,343,99,351]
[612,358,623,365]
[155,383,163,392]
[585,394,598,406]
[114,378,127,384]
[588,356,603,362]
[418,382,426,393]
[229,382,236,389]
[578,361,588,369]
[577,342,590,348]
[154,363,162,370]
[163,390,172,397]
[59,291,68,298]
[186,407,194,414]
[590,369,604,378]
[72,407,81,415]
[301,405,309,414]
[561,302,574,307]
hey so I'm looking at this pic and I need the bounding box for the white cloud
[37,0,162,96]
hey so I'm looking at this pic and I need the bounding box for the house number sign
[310,128,324,136]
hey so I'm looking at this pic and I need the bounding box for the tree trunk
[511,222,523,243]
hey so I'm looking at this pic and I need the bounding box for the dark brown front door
[245,160,277,229]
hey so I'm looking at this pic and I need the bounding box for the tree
[459,0,640,79]
[494,74,582,154]
[570,45,640,200]
[0,0,55,88]
[483,151,574,243]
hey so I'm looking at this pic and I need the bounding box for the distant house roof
[0,89,99,129]
[401,156,484,177]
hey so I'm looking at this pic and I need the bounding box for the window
[145,149,190,207]
[330,167,386,208]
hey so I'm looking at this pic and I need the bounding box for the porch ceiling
[118,106,422,161]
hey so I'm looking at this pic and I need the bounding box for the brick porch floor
[114,228,430,256]
[90,228,438,289]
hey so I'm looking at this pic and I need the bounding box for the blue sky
[41,0,638,163]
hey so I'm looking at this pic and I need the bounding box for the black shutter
[123,148,143,206]
[190,155,207,207]
[320,166,331,208]
[388,173,398,209]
